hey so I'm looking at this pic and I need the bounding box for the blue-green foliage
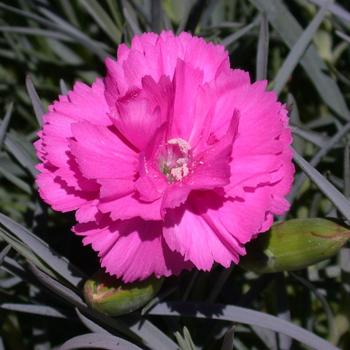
[0,0,350,349]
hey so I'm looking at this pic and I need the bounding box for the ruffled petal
[163,195,243,270]
[70,122,138,180]
[74,217,192,282]
[98,192,162,221]
[36,169,93,212]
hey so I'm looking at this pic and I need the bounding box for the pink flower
[35,31,294,282]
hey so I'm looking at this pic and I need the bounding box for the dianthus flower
[35,31,294,282]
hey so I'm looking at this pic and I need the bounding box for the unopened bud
[240,218,350,274]
[83,270,163,316]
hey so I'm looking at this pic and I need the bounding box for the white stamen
[159,138,192,182]
[167,138,191,154]
[170,163,189,181]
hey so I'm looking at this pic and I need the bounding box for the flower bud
[83,270,163,316]
[240,218,350,274]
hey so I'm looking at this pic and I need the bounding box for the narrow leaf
[0,26,73,41]
[0,165,32,194]
[149,302,340,350]
[151,0,162,33]
[0,303,68,319]
[79,0,121,42]
[122,2,142,35]
[250,0,350,120]
[336,30,350,44]
[222,17,259,48]
[0,245,11,265]
[289,122,350,203]
[0,102,13,150]
[60,79,69,95]
[256,14,269,81]
[221,326,236,350]
[273,0,332,95]
[0,213,85,286]
[291,126,328,147]
[308,0,350,23]
[0,228,58,278]
[293,151,350,220]
[25,75,45,126]
[38,7,109,60]
[75,308,110,334]
[4,133,37,177]
[59,333,143,350]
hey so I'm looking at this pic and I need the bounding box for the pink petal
[187,114,239,190]
[75,200,99,223]
[98,193,162,221]
[70,122,138,179]
[178,32,229,82]
[113,89,161,150]
[36,170,91,212]
[74,218,192,282]
[167,59,204,141]
[163,196,242,270]
[98,178,135,199]
[56,79,111,126]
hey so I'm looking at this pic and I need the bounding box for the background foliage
[0,0,350,349]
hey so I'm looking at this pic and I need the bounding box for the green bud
[83,270,163,316]
[240,218,350,274]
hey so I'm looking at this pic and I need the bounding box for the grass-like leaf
[256,14,269,81]
[151,0,162,33]
[251,0,350,120]
[0,102,13,150]
[25,75,44,126]
[291,126,328,148]
[4,133,37,177]
[221,326,236,350]
[75,308,111,334]
[0,166,32,194]
[0,26,73,41]
[308,0,350,23]
[79,0,121,42]
[122,1,142,35]
[0,227,56,278]
[289,121,350,204]
[0,244,11,265]
[291,272,337,343]
[222,17,259,48]
[37,6,109,60]
[0,303,69,319]
[273,0,332,95]
[336,30,350,44]
[149,302,340,350]
[0,213,85,286]
[59,333,143,350]
[293,151,350,220]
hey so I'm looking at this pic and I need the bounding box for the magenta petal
[188,113,239,190]
[161,184,192,212]
[98,193,162,221]
[74,218,192,283]
[75,200,99,223]
[53,79,111,126]
[98,178,135,200]
[168,59,204,141]
[113,89,161,151]
[163,200,242,270]
[35,31,294,282]
[70,122,138,180]
[36,170,91,212]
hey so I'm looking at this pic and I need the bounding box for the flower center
[159,138,192,183]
